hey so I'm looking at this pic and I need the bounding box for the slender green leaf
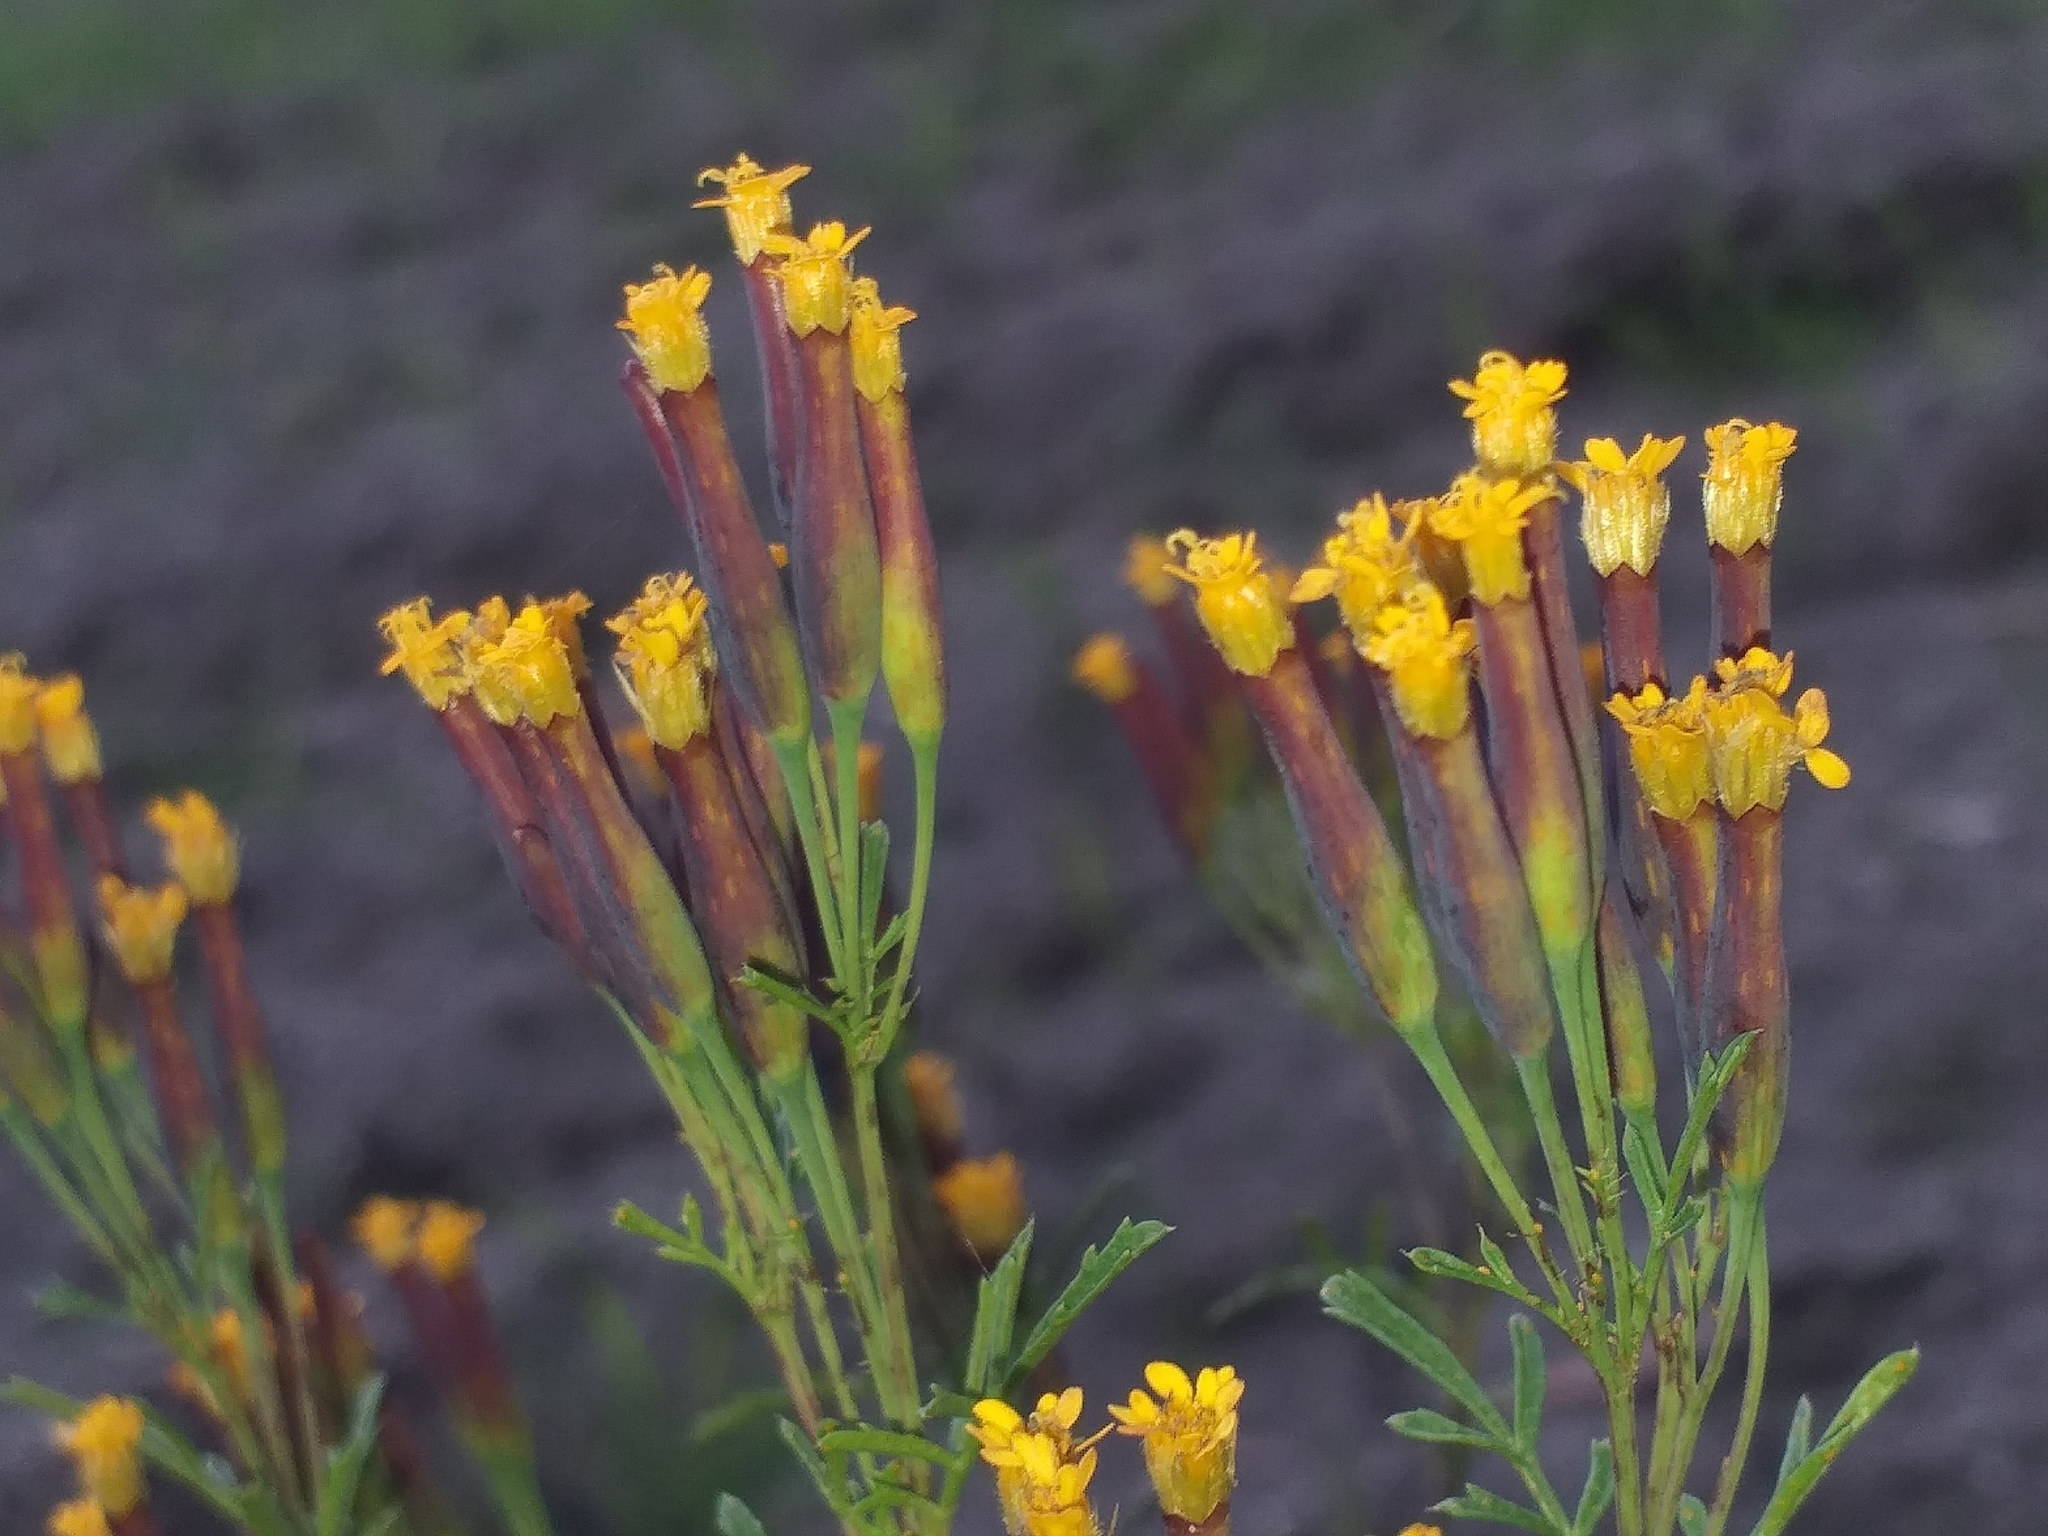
[1569,1440,1614,1536]
[32,1280,125,1322]
[716,1492,770,1536]
[360,1512,402,1536]
[873,911,910,959]
[613,1200,694,1249]
[736,963,840,1025]
[860,821,891,947]
[818,1426,960,1466]
[848,1479,950,1522]
[922,1387,980,1422]
[1663,1036,1753,1218]
[1774,1395,1814,1492]
[1407,1245,1544,1311]
[1509,1314,1545,1451]
[1749,1349,1919,1536]
[690,1387,789,1444]
[1386,1408,1501,1450]
[1432,1483,1558,1533]
[1008,1219,1169,1385]
[1678,1493,1708,1536]
[316,1377,387,1536]
[779,1416,847,1516]
[1321,1270,1508,1441]
[966,1220,1034,1395]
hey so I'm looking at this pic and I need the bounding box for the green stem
[1704,1218,1771,1536]
[875,735,939,1059]
[774,1072,888,1373]
[1513,1053,1601,1315]
[257,1174,324,1500]
[772,738,847,981]
[828,701,869,1005]
[851,1066,920,1429]
[1,1104,116,1262]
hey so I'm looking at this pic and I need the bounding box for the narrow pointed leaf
[1509,1313,1545,1451]
[965,1220,1033,1395]
[818,1426,960,1466]
[1322,1269,1509,1441]
[1432,1483,1557,1534]
[1387,1408,1502,1450]
[1749,1349,1919,1536]
[316,1377,387,1536]
[1774,1395,1814,1492]
[716,1493,770,1536]
[1008,1218,1169,1386]
[1569,1439,1614,1536]
[1407,1245,1545,1311]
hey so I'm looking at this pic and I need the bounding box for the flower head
[1161,530,1292,677]
[1430,473,1553,605]
[48,1499,112,1536]
[1108,1361,1244,1525]
[1448,351,1568,477]
[1702,420,1797,554]
[1124,535,1180,607]
[0,655,39,754]
[379,598,473,709]
[764,221,869,337]
[1702,649,1849,814]
[467,614,582,728]
[1560,433,1686,577]
[619,264,715,395]
[1292,495,1420,639]
[524,591,594,678]
[1605,678,1715,822]
[144,790,239,905]
[352,1196,421,1272]
[904,1050,964,1153]
[693,153,809,265]
[57,1398,146,1515]
[934,1151,1028,1263]
[972,1396,1102,1536]
[1362,584,1477,739]
[849,276,916,402]
[96,876,187,986]
[1071,633,1137,703]
[608,574,717,749]
[33,676,102,784]
[416,1200,486,1282]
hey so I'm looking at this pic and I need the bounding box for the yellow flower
[522,591,593,677]
[764,221,869,337]
[1448,350,1568,477]
[352,1195,422,1272]
[1124,535,1179,606]
[1161,530,1292,677]
[57,1397,146,1515]
[1559,433,1686,577]
[934,1151,1028,1262]
[618,264,715,396]
[849,276,916,403]
[48,1498,112,1536]
[1702,651,1849,815]
[1071,633,1137,704]
[33,676,102,784]
[96,876,188,986]
[416,1200,487,1282]
[1605,678,1715,822]
[1429,473,1553,605]
[693,153,810,265]
[1108,1361,1244,1525]
[0,654,39,754]
[904,1050,964,1152]
[378,598,473,709]
[467,615,582,728]
[144,790,239,905]
[972,1402,1102,1536]
[1397,1526,1444,1536]
[1701,419,1797,554]
[1361,584,1477,739]
[1291,495,1419,640]
[608,574,717,749]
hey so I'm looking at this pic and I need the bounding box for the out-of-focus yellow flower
[1448,351,1568,478]
[1292,495,1418,639]
[1124,535,1179,607]
[1560,433,1686,577]
[1071,634,1138,703]
[0,655,39,754]
[973,1398,1102,1536]
[47,1499,112,1536]
[468,617,582,729]
[849,276,916,403]
[378,598,472,709]
[1397,1526,1444,1536]
[1162,530,1291,677]
[1703,650,1849,814]
[1362,585,1477,740]
[416,1201,486,1282]
[934,1151,1028,1262]
[96,876,187,986]
[608,575,717,749]
[144,790,239,905]
[1430,473,1553,605]
[1606,678,1715,821]
[32,676,101,784]
[904,1050,964,1154]
[1702,420,1797,554]
[352,1195,422,1272]
[1108,1361,1244,1525]
[619,264,715,395]
[764,221,869,337]
[693,153,809,265]
[57,1398,146,1515]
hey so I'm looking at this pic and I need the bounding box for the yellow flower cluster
[934,1151,1028,1263]
[1448,349,1568,477]
[970,1390,1105,1536]
[145,788,239,904]
[1290,495,1414,637]
[763,221,870,337]
[608,574,718,749]
[56,1398,146,1516]
[31,675,102,784]
[849,276,917,403]
[349,1195,486,1279]
[1361,586,1478,740]
[693,153,810,266]
[1160,530,1291,677]
[1070,633,1138,704]
[1108,1362,1244,1525]
[1702,419,1798,554]
[1428,472,1553,606]
[618,264,716,396]
[1560,433,1686,577]
[95,876,188,986]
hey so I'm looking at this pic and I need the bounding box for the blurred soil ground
[4,0,2048,1530]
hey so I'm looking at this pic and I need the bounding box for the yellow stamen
[1430,473,1553,605]
[1701,419,1797,554]
[608,574,717,749]
[1560,433,1686,576]
[1107,1361,1244,1525]
[693,153,810,265]
[1362,584,1477,739]
[934,1151,1028,1263]
[763,221,869,337]
[144,790,239,906]
[1071,633,1137,704]
[57,1398,146,1516]
[618,264,715,396]
[1161,529,1291,677]
[1448,350,1568,478]
[416,1200,486,1282]
[96,876,187,986]
[1605,678,1715,822]
[352,1196,421,1272]
[849,275,916,402]
[1291,494,1420,640]
[378,598,472,709]
[33,676,102,784]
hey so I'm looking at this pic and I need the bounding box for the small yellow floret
[1362,585,1477,740]
[1124,535,1179,606]
[764,221,869,337]
[1108,1361,1244,1525]
[0,655,39,755]
[904,1050,964,1151]
[96,876,187,986]
[693,153,810,265]
[1702,650,1848,815]
[1397,1526,1445,1536]
[1606,679,1715,822]
[58,1398,146,1515]
[48,1498,113,1536]
[608,574,717,749]
[1448,351,1568,477]
[934,1151,1028,1263]
[144,790,239,905]
[1292,494,1420,640]
[1071,634,1137,703]
[352,1196,422,1272]
[1161,530,1292,677]
[468,616,583,729]
[1430,473,1553,605]
[768,541,790,570]
[1560,433,1686,577]
[521,591,593,677]
[33,676,102,784]
[849,276,916,402]
[973,1405,1102,1536]
[378,598,472,709]
[619,264,715,396]
[1701,419,1797,554]
[416,1200,486,1282]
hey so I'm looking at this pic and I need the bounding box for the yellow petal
[1144,1361,1194,1402]
[1805,747,1851,789]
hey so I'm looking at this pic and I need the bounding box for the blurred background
[4,0,2048,1529]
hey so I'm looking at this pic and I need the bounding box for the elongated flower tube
[1164,531,1437,1032]
[618,269,810,747]
[34,675,126,882]
[766,222,884,712]
[696,153,810,523]
[1356,586,1556,1058]
[1109,1362,1244,1536]
[98,877,217,1172]
[57,1398,146,1519]
[1595,885,1657,1125]
[1073,633,1214,861]
[1,659,88,1032]
[850,276,946,746]
[1702,420,1796,661]
[415,1202,529,1448]
[1448,350,1567,480]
